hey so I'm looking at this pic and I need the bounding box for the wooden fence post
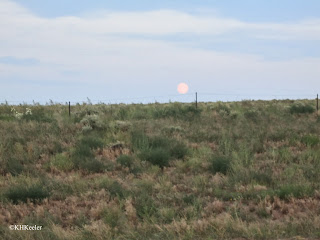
[196,92,198,109]
[69,101,71,117]
[317,94,319,113]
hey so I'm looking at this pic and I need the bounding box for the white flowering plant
[11,107,32,120]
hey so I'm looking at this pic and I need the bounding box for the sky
[1,0,320,104]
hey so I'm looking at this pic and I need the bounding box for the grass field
[0,99,320,239]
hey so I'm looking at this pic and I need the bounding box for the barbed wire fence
[0,92,319,115]
[0,92,318,105]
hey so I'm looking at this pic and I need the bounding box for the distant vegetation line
[0,92,317,105]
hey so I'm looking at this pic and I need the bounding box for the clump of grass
[149,136,188,159]
[101,207,126,230]
[5,183,50,204]
[71,135,105,173]
[209,155,232,175]
[140,148,171,169]
[80,114,105,131]
[135,134,187,167]
[22,106,54,123]
[107,181,128,199]
[131,129,150,152]
[213,103,231,115]
[301,135,320,147]
[276,184,314,200]
[49,153,73,171]
[79,135,104,150]
[132,180,157,220]
[6,158,24,176]
[152,103,201,120]
[78,159,105,173]
[290,103,315,114]
[158,207,176,224]
[116,155,134,168]
[250,171,274,186]
[170,141,188,159]
[134,191,157,220]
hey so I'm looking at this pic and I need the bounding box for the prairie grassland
[0,100,320,240]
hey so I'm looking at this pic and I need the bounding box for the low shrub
[131,129,149,152]
[79,159,105,173]
[213,103,231,116]
[134,192,157,220]
[152,103,201,120]
[158,207,176,224]
[79,135,104,150]
[49,153,73,171]
[5,183,50,204]
[301,135,320,147]
[71,135,105,172]
[22,106,54,123]
[244,109,260,122]
[101,207,127,232]
[148,136,171,149]
[140,148,171,169]
[290,103,315,114]
[107,181,128,199]
[276,184,314,200]
[250,171,274,186]
[6,158,24,176]
[170,141,188,159]
[80,114,105,130]
[209,155,232,175]
[116,155,134,168]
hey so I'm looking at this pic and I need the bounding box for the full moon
[177,83,189,94]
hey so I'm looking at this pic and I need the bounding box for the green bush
[49,153,73,171]
[134,192,157,220]
[183,194,198,205]
[73,145,93,160]
[102,207,126,230]
[209,155,232,175]
[116,107,130,120]
[276,184,314,200]
[141,148,171,169]
[149,136,171,149]
[107,181,128,199]
[116,155,134,168]
[250,171,274,186]
[0,115,15,121]
[5,183,50,204]
[22,106,54,123]
[170,141,188,159]
[80,114,105,130]
[301,135,320,147]
[79,135,104,150]
[244,109,260,122]
[79,159,105,173]
[71,135,105,172]
[6,158,24,176]
[131,129,149,152]
[152,103,201,120]
[290,103,315,114]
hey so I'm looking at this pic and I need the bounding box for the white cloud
[0,0,320,101]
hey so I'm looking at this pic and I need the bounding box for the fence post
[69,101,71,117]
[196,92,198,109]
[317,94,319,113]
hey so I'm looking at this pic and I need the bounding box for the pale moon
[177,83,189,94]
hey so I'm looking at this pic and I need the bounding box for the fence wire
[0,92,318,105]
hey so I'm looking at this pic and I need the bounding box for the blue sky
[1,0,320,104]
[12,0,320,21]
